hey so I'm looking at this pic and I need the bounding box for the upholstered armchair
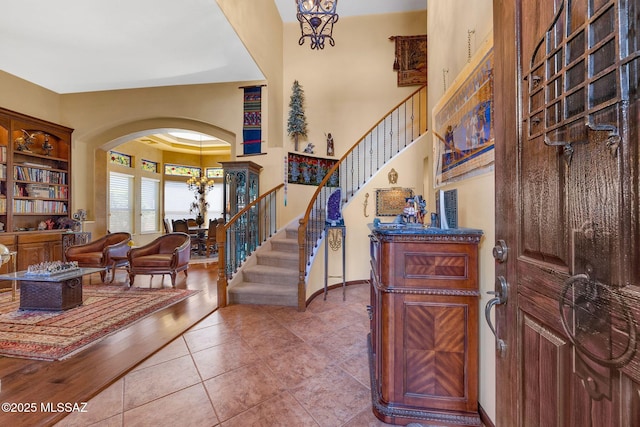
[64,232,131,282]
[127,232,191,287]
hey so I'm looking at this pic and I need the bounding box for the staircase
[217,85,427,310]
[227,223,299,306]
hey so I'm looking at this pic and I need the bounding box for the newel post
[297,219,307,311]
[216,224,228,308]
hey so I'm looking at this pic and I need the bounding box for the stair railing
[297,85,427,310]
[217,183,284,307]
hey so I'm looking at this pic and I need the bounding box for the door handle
[485,275,508,356]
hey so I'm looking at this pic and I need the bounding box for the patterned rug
[0,285,199,361]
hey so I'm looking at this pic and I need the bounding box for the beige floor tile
[284,314,333,342]
[124,383,218,427]
[290,365,371,427]
[262,341,334,389]
[340,350,372,389]
[203,362,285,422]
[182,321,238,353]
[341,407,396,426]
[55,379,124,427]
[221,391,319,427]
[191,338,259,380]
[309,324,368,364]
[123,354,201,410]
[242,323,305,357]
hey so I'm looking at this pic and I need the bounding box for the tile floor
[55,283,399,427]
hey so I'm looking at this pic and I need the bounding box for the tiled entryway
[55,283,396,426]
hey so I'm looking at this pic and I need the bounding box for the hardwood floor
[0,261,219,427]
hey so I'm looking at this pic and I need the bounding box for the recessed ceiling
[0,0,426,95]
[137,133,231,155]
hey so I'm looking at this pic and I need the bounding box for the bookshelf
[0,107,74,270]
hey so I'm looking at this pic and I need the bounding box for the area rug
[0,285,199,361]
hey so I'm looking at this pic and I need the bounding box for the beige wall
[278,10,428,225]
[428,0,496,422]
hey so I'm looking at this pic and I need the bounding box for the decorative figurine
[42,134,53,156]
[15,129,35,152]
[303,142,315,154]
[326,133,335,156]
[403,197,417,223]
[388,168,398,185]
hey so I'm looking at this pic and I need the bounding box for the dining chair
[205,219,218,257]
[171,219,189,233]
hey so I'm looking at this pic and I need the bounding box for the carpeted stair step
[271,238,298,252]
[285,226,298,240]
[242,264,298,286]
[228,281,297,306]
[257,250,298,270]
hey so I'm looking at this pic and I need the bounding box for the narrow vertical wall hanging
[390,35,427,87]
[242,85,263,155]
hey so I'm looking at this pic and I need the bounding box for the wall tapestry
[242,86,263,155]
[287,152,339,187]
[432,38,494,187]
[391,35,427,87]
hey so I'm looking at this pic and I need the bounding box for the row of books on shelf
[14,184,68,199]
[0,146,6,163]
[13,200,68,214]
[14,165,67,184]
[0,164,6,179]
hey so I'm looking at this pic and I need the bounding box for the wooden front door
[493,0,640,425]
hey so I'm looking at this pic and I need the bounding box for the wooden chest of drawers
[368,227,483,426]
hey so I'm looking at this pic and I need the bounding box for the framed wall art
[432,36,494,187]
[375,188,414,216]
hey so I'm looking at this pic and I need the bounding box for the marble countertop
[368,220,483,238]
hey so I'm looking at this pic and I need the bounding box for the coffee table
[0,267,104,311]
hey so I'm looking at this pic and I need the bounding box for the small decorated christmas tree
[287,80,308,151]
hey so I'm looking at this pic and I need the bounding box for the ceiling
[1,0,426,152]
[1,0,426,95]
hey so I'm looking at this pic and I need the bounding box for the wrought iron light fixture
[296,0,339,50]
[186,136,214,195]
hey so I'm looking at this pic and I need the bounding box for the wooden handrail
[297,84,427,310]
[216,183,284,307]
[299,85,426,225]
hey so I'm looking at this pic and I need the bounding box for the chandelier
[186,135,214,195]
[187,173,214,195]
[296,0,339,50]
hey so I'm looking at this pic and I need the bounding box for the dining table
[188,226,208,256]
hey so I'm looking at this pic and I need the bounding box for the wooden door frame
[492,0,520,425]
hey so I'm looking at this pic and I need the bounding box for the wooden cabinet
[369,227,483,426]
[220,161,261,221]
[0,107,75,269]
[0,106,72,234]
[17,233,64,271]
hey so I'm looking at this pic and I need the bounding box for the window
[164,180,195,223]
[109,172,133,233]
[164,180,223,223]
[141,177,159,233]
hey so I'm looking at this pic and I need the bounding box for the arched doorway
[81,118,235,242]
